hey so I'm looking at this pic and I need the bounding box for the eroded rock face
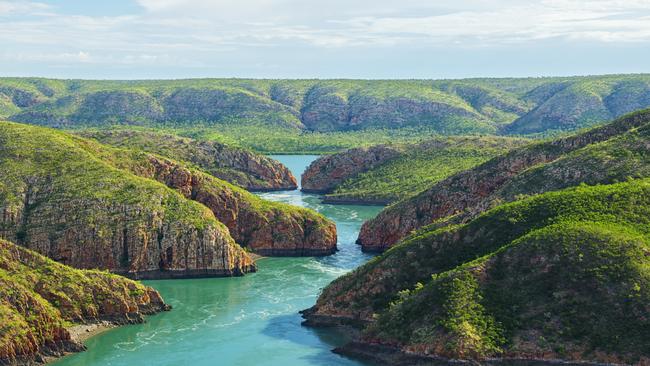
[0,86,43,108]
[0,122,255,279]
[301,145,401,193]
[82,130,298,191]
[0,239,170,365]
[141,156,337,256]
[0,179,254,280]
[357,109,650,251]
[304,181,650,365]
[196,140,297,191]
[162,88,298,125]
[6,77,650,136]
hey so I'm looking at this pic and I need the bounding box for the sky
[1,0,649,79]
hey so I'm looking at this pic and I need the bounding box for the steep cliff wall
[4,75,650,136]
[81,130,298,191]
[357,109,650,251]
[304,180,650,365]
[301,145,401,193]
[0,239,169,365]
[0,121,255,278]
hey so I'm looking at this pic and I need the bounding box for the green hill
[2,75,650,152]
[0,121,336,279]
[303,179,650,364]
[0,238,169,365]
[358,109,650,251]
[78,129,298,191]
[0,121,254,277]
[302,136,528,204]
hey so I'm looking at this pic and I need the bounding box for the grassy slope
[371,222,650,362]
[312,179,650,363]
[71,130,332,234]
[357,109,650,250]
[0,238,166,363]
[324,136,529,203]
[178,124,451,154]
[77,129,297,190]
[0,121,332,259]
[2,75,650,153]
[0,121,258,275]
[493,121,650,203]
[0,121,222,231]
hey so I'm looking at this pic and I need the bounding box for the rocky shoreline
[2,304,171,366]
[332,342,629,366]
[114,266,257,280]
[299,312,633,366]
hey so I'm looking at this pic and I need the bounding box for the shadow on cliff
[261,313,368,366]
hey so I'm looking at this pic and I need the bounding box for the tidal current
[52,155,383,366]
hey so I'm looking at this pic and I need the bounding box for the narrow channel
[52,155,383,366]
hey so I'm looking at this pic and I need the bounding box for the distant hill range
[2,75,650,136]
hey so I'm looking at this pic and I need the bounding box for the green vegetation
[324,136,528,203]
[0,238,164,363]
[0,121,332,261]
[356,108,650,250]
[0,121,223,233]
[2,75,650,153]
[78,129,297,190]
[175,124,451,154]
[314,179,650,363]
[494,120,650,201]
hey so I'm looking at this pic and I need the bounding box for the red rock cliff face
[0,179,254,279]
[194,139,298,191]
[139,155,337,256]
[0,122,255,279]
[357,110,650,251]
[301,145,401,193]
[82,130,298,192]
[0,239,170,365]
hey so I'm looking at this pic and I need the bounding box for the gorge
[47,155,383,366]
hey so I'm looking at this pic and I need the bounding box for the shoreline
[300,311,628,366]
[300,189,391,206]
[40,322,116,365]
[67,322,116,344]
[333,341,629,366]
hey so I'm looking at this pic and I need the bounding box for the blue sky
[1,0,649,79]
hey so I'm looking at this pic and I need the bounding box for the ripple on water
[52,155,384,366]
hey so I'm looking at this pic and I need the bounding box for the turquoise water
[53,155,383,366]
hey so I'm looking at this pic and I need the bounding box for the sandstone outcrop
[0,239,169,365]
[301,145,401,193]
[357,109,650,251]
[135,155,337,256]
[82,130,298,191]
[0,121,255,278]
[6,76,650,136]
[304,179,650,365]
[306,137,528,205]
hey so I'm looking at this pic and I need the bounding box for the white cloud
[1,50,90,62]
[1,0,649,75]
[0,0,49,15]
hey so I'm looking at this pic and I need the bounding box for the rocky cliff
[80,130,298,191]
[303,137,527,204]
[0,121,255,278]
[304,179,650,365]
[129,154,337,256]
[0,238,169,365]
[357,109,650,251]
[301,145,401,193]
